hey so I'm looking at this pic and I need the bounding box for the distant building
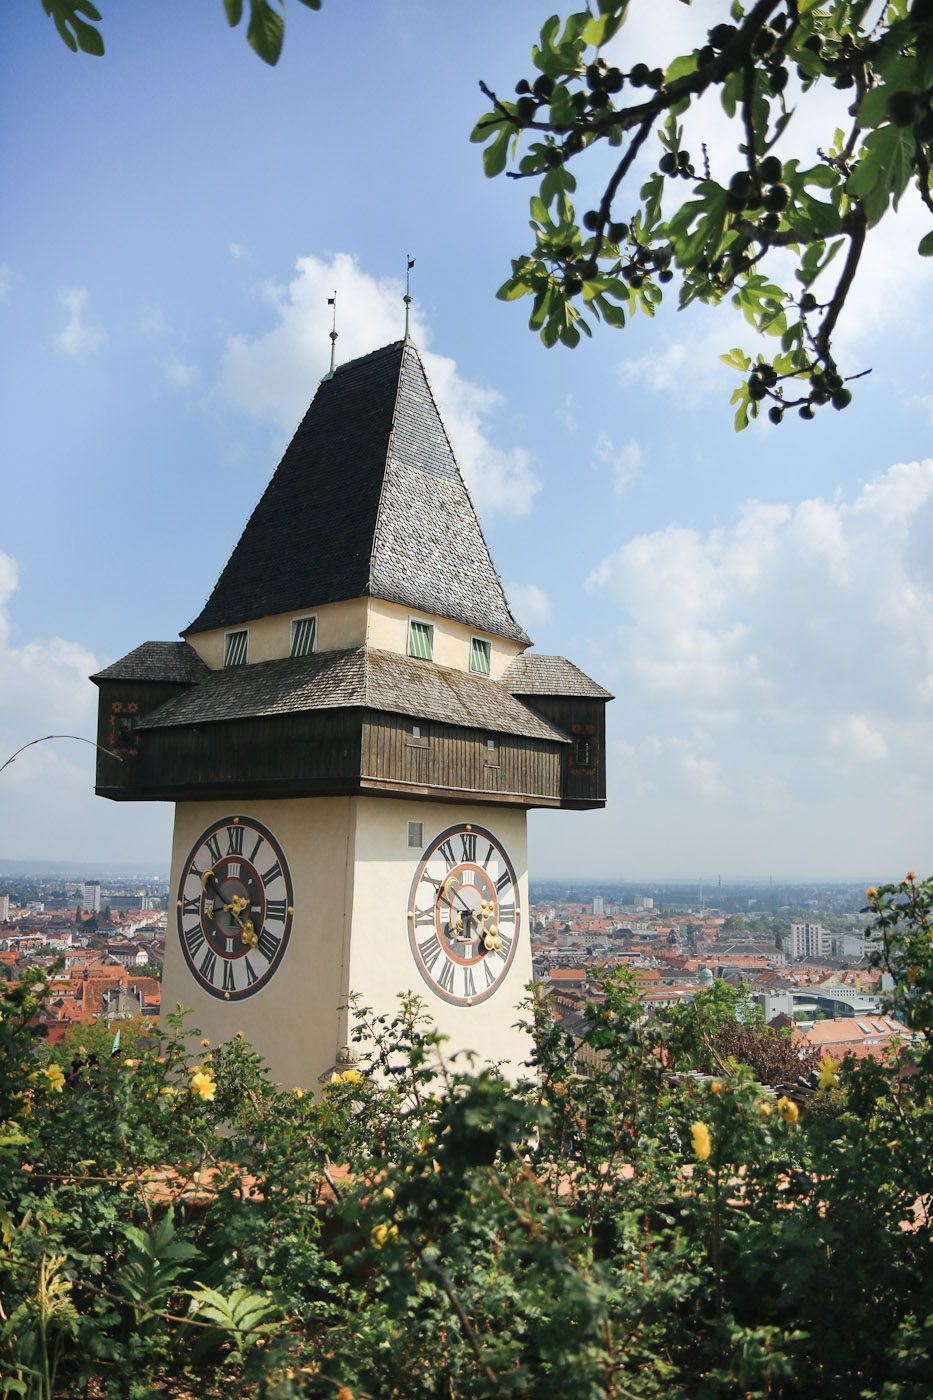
[791,921,825,960]
[634,896,654,911]
[0,895,9,921]
[83,880,101,913]
[592,895,604,917]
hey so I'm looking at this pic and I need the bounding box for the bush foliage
[1,877,932,1398]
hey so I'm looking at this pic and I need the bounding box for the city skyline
[3,2,933,879]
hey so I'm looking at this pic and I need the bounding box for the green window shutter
[408,621,433,661]
[224,630,248,666]
[291,616,316,657]
[470,638,491,674]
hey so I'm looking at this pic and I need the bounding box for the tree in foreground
[0,876,931,1397]
[473,0,933,427]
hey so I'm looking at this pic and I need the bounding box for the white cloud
[217,253,541,516]
[0,548,98,789]
[0,264,13,301]
[54,287,106,357]
[594,431,642,497]
[587,458,933,786]
[614,321,738,407]
[828,714,888,761]
[229,242,248,261]
[138,306,166,337]
[164,357,199,389]
[505,582,551,630]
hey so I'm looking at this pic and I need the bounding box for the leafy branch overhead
[473,0,933,429]
[41,0,322,65]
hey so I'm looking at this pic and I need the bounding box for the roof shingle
[502,653,613,699]
[184,341,530,645]
[137,647,568,743]
[91,642,210,685]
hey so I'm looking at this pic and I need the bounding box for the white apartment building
[83,880,101,913]
[791,921,825,959]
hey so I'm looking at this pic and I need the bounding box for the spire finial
[404,255,415,341]
[322,292,338,380]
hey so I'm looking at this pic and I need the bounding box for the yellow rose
[190,1069,216,1102]
[758,1100,772,1120]
[339,1068,362,1083]
[43,1065,65,1093]
[293,1086,304,1098]
[777,1095,799,1125]
[818,1055,841,1090]
[691,1121,712,1162]
[371,1223,398,1249]
[865,886,877,899]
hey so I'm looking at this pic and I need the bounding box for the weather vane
[404,256,415,340]
[324,291,338,379]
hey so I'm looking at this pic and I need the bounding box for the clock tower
[92,337,611,1085]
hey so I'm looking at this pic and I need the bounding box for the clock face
[407,822,520,1006]
[175,815,294,1001]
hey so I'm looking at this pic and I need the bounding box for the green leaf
[223,0,244,24]
[483,129,510,178]
[246,0,285,65]
[919,230,933,256]
[42,0,104,55]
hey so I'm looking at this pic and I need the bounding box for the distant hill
[0,858,168,880]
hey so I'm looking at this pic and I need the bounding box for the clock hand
[201,870,257,945]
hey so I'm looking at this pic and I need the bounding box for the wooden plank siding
[511,697,608,808]
[94,697,568,808]
[360,711,562,805]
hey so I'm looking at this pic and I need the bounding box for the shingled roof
[136,647,568,744]
[91,642,210,685]
[184,340,530,645]
[502,653,613,699]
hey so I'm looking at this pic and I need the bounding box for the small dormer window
[408,619,434,661]
[224,629,248,667]
[470,637,491,674]
[290,614,317,658]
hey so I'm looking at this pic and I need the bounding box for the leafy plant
[473,1,933,427]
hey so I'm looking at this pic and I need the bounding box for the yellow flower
[865,886,877,899]
[370,1223,398,1249]
[122,1058,140,1069]
[330,1068,362,1085]
[201,1038,211,1048]
[758,1100,772,1120]
[691,1121,712,1162]
[43,1064,65,1094]
[777,1095,799,1125]
[710,1081,723,1094]
[235,1031,244,1040]
[190,1068,216,1102]
[293,1087,304,1099]
[818,1055,842,1090]
[906,871,916,880]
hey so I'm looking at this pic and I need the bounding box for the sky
[2,0,933,881]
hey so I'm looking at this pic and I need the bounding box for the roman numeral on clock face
[177,817,294,1001]
[407,822,521,1006]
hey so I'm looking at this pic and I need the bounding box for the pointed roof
[184,340,530,645]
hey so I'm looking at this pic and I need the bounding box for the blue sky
[2,0,933,880]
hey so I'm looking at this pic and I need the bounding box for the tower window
[224,629,249,667]
[408,619,434,661]
[470,637,491,674]
[290,614,317,657]
[574,737,592,766]
[408,821,423,849]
